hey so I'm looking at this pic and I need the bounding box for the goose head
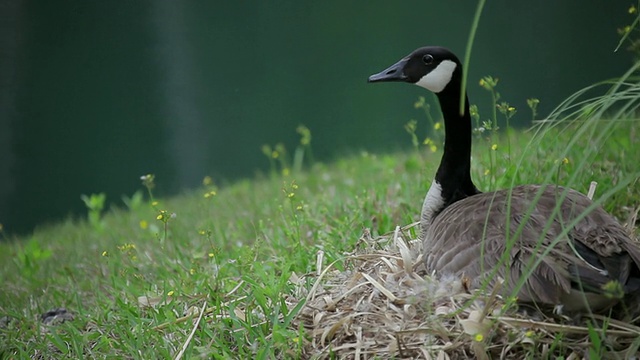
[367,46,477,236]
[368,46,462,94]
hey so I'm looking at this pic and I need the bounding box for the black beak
[368,58,409,83]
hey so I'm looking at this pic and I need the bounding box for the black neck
[434,86,480,207]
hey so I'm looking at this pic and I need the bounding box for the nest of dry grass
[291,224,640,359]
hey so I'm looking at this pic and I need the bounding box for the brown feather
[422,184,640,312]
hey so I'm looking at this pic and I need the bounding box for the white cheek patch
[415,60,457,93]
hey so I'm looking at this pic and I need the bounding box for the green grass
[2,67,640,358]
[0,148,428,359]
[1,117,638,358]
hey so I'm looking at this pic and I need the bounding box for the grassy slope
[0,149,430,358]
[0,115,639,358]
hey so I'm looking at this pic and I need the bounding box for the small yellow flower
[287,192,295,198]
[271,150,279,159]
[139,220,148,230]
[208,252,215,258]
[562,157,569,165]
[198,229,206,235]
[167,290,174,296]
[508,106,515,112]
[151,201,159,207]
[292,183,299,190]
[429,144,437,153]
[474,334,484,342]
[189,268,196,275]
[525,330,535,337]
[102,251,108,257]
[202,176,213,186]
[434,122,442,130]
[479,76,498,91]
[491,144,498,151]
[629,5,637,14]
[204,190,217,198]
[292,337,299,344]
[484,169,490,176]
[282,168,290,176]
[156,210,170,221]
[117,244,135,251]
[296,205,303,211]
[131,255,137,261]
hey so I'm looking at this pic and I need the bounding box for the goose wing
[423,184,640,308]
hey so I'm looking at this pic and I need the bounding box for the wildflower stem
[460,0,487,115]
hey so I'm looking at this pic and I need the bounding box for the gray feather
[422,184,640,312]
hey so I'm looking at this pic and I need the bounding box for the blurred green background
[0,1,633,235]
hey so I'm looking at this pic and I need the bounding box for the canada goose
[368,46,640,313]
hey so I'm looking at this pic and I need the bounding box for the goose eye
[422,54,434,65]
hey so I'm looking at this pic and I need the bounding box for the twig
[174,299,207,360]
[153,295,247,331]
[587,181,598,200]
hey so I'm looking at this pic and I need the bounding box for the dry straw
[291,224,640,359]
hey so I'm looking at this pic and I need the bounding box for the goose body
[368,46,640,312]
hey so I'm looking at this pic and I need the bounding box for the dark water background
[0,0,634,235]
